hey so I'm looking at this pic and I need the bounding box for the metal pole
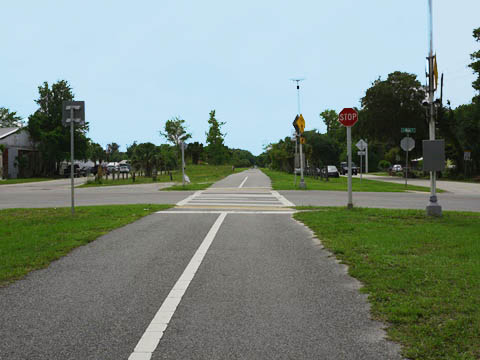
[70,107,75,215]
[405,147,409,189]
[181,141,185,187]
[297,82,306,189]
[426,0,441,216]
[294,135,297,186]
[347,126,353,208]
[365,139,368,173]
[360,152,362,183]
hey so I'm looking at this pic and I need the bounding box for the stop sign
[339,108,358,127]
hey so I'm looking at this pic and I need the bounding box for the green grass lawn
[79,174,173,187]
[262,169,435,192]
[295,207,480,360]
[80,164,245,189]
[0,204,171,286]
[161,164,245,190]
[0,177,54,185]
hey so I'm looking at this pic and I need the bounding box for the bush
[378,160,391,171]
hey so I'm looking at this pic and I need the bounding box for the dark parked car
[321,165,340,178]
[339,161,358,175]
[63,164,81,178]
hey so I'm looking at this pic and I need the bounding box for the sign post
[293,114,306,189]
[400,136,415,188]
[339,108,358,208]
[356,140,367,183]
[62,101,85,215]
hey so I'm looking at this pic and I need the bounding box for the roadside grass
[294,207,480,360]
[79,164,245,189]
[79,175,173,187]
[0,177,54,185]
[0,204,171,286]
[161,164,244,190]
[369,172,391,176]
[262,169,436,192]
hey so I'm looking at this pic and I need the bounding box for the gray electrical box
[423,140,445,171]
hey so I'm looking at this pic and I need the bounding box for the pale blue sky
[2,0,479,155]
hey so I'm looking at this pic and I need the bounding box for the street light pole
[291,78,306,189]
[426,0,442,216]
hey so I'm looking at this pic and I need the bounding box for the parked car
[119,165,130,173]
[63,164,80,178]
[392,164,403,172]
[321,165,340,178]
[339,162,358,175]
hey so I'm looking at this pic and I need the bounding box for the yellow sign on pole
[297,114,305,133]
[300,136,306,144]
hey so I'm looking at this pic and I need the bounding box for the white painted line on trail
[156,210,296,214]
[238,176,248,188]
[177,202,286,207]
[175,190,203,206]
[271,190,295,207]
[128,212,227,360]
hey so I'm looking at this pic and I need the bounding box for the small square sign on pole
[62,101,85,126]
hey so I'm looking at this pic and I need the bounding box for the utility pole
[291,78,306,189]
[426,0,442,216]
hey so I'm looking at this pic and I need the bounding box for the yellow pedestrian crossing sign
[297,114,305,134]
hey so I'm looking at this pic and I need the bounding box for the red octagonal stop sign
[338,108,358,127]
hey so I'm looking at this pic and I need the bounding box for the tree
[106,142,121,162]
[186,141,204,164]
[130,142,157,176]
[27,80,89,176]
[303,130,341,168]
[358,72,427,146]
[205,110,227,165]
[88,141,105,165]
[0,107,23,127]
[469,27,480,102]
[160,116,191,165]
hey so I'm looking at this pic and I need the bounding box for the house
[0,127,37,179]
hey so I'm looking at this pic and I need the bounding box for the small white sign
[356,139,367,151]
[357,151,366,156]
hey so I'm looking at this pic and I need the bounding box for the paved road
[361,173,480,195]
[0,169,402,359]
[0,178,183,209]
[2,170,479,212]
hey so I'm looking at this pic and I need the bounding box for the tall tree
[469,27,480,102]
[205,110,227,165]
[160,116,191,167]
[0,107,23,127]
[27,80,89,176]
[88,141,106,165]
[106,142,121,162]
[358,72,427,146]
[186,141,204,164]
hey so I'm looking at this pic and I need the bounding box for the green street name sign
[401,128,416,133]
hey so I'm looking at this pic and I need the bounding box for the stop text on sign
[338,108,358,127]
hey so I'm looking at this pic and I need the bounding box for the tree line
[1,84,256,177]
[261,26,480,178]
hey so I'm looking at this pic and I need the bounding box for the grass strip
[262,168,436,192]
[294,207,480,360]
[0,178,54,185]
[161,165,246,190]
[0,204,171,286]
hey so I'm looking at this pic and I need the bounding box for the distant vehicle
[339,162,358,175]
[107,162,119,173]
[63,164,81,178]
[119,165,130,173]
[322,165,340,178]
[392,164,403,172]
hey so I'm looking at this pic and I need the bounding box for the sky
[1,0,479,155]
